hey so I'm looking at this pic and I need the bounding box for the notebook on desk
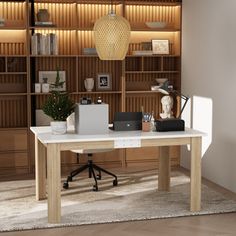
[111,112,142,131]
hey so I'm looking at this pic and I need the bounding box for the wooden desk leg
[120,149,127,168]
[35,136,46,200]
[158,146,170,191]
[47,143,61,223]
[190,137,202,211]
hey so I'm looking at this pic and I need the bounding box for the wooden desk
[30,127,204,224]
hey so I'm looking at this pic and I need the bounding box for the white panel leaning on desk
[30,126,205,224]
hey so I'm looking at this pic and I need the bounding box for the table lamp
[156,81,189,131]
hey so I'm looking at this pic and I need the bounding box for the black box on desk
[113,120,142,131]
[155,118,185,132]
[112,112,142,131]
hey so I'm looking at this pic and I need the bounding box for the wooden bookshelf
[0,0,182,175]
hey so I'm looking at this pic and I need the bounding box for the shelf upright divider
[75,1,79,94]
[24,0,32,173]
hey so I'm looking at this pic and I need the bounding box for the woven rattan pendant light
[93,1,131,60]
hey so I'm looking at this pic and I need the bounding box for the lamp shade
[93,12,131,60]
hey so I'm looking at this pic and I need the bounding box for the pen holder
[142,121,150,132]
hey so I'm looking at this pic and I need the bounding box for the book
[39,34,47,55]
[31,33,58,55]
[50,33,58,55]
[44,34,51,55]
[31,34,38,55]
[31,33,42,55]
[36,33,41,55]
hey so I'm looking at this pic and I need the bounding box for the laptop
[112,112,142,131]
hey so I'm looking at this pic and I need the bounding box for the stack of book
[132,50,153,56]
[83,48,97,55]
[35,21,55,27]
[31,33,58,55]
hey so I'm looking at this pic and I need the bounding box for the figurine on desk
[160,95,174,119]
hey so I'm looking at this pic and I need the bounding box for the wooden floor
[1,166,236,236]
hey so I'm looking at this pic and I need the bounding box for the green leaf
[42,91,75,121]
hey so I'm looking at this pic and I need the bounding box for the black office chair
[63,149,118,191]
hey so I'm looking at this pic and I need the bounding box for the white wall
[182,0,236,192]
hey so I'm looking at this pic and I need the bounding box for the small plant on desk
[43,90,75,134]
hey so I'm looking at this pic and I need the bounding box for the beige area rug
[0,169,236,232]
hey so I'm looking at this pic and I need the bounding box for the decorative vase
[37,9,50,22]
[84,78,94,92]
[42,83,50,93]
[51,121,67,135]
[34,83,41,93]
[42,77,50,93]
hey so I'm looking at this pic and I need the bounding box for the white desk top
[30,126,205,144]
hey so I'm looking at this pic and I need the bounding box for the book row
[31,33,58,55]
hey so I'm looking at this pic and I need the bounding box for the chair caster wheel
[67,176,72,182]
[63,182,69,189]
[96,174,101,180]
[93,185,98,191]
[113,179,118,186]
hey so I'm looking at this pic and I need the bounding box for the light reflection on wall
[192,96,212,157]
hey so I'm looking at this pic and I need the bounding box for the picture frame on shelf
[96,73,112,91]
[152,39,169,55]
[38,71,66,91]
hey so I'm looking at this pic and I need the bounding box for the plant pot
[37,9,50,22]
[51,121,67,135]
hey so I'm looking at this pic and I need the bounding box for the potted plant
[42,70,75,134]
[43,90,74,134]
